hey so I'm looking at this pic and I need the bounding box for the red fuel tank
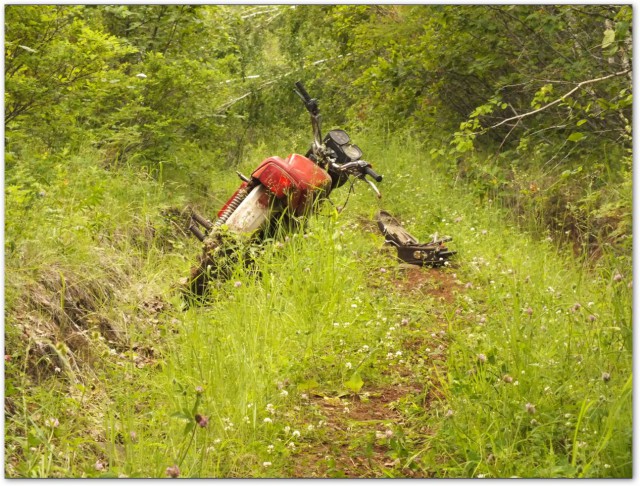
[251,154,332,215]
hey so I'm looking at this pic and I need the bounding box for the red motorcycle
[186,82,383,295]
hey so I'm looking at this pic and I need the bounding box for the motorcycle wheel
[185,185,271,297]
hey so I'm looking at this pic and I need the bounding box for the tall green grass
[5,132,631,477]
[350,131,632,478]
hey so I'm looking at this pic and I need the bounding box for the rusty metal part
[391,241,455,267]
[189,223,206,242]
[375,210,455,267]
[191,211,213,231]
[236,171,250,183]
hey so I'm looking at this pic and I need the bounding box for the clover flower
[166,465,180,478]
[45,418,59,428]
[195,414,209,428]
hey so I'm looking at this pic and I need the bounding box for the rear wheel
[184,185,272,297]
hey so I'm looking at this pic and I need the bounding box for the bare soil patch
[392,265,460,303]
[291,383,424,478]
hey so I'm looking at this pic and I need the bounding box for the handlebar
[294,81,319,116]
[332,160,383,181]
[363,166,383,182]
[292,82,383,194]
[294,81,312,102]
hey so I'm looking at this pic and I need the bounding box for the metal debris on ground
[375,210,455,267]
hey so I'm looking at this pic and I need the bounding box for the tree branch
[476,69,630,134]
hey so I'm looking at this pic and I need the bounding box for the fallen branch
[476,69,631,134]
[213,53,352,113]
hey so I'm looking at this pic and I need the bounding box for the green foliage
[4,5,632,478]
[5,6,279,164]
[5,6,136,148]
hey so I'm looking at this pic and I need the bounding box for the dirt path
[287,265,461,478]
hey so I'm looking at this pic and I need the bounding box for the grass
[4,131,632,477]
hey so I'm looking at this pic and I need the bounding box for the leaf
[615,21,630,40]
[601,29,615,49]
[18,44,37,53]
[297,379,320,391]
[576,119,587,127]
[183,421,195,435]
[602,29,618,56]
[567,132,585,143]
[171,411,192,421]
[344,371,364,393]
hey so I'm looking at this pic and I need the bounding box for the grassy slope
[4,133,631,478]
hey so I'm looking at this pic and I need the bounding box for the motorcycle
[185,81,384,295]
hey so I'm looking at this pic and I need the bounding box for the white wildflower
[45,418,59,428]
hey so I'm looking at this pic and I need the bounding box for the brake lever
[360,175,382,199]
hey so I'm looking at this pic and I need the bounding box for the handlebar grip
[295,81,312,101]
[364,166,383,182]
